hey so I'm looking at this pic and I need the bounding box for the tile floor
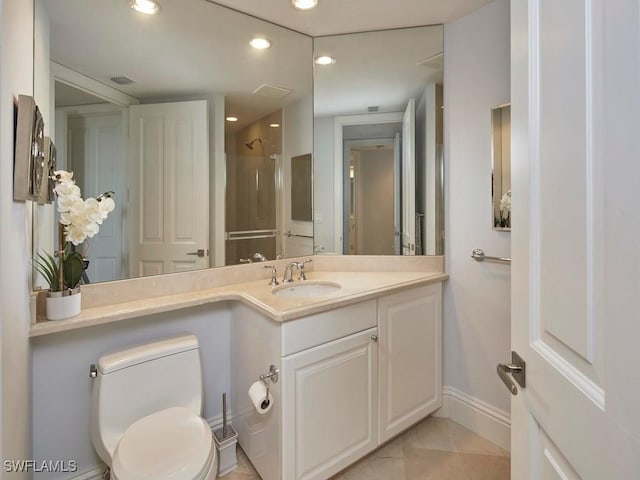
[223,416,510,480]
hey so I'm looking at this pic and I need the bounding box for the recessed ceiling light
[127,0,161,15]
[269,123,281,128]
[315,55,336,65]
[226,116,238,122]
[250,37,271,50]
[292,0,318,10]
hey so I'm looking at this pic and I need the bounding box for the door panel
[401,98,416,255]
[67,112,124,283]
[511,0,640,478]
[129,101,209,276]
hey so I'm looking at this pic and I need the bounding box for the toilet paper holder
[259,365,279,385]
[258,365,279,407]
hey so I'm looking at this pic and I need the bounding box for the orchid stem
[57,223,65,291]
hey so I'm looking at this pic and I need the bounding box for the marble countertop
[29,270,448,337]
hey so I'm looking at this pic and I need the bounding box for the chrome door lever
[186,249,208,257]
[497,351,526,396]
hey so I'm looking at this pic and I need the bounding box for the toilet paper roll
[248,381,274,415]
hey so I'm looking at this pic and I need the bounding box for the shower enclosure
[225,110,282,265]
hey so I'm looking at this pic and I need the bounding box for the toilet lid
[112,407,214,480]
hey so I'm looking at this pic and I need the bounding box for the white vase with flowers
[34,170,114,320]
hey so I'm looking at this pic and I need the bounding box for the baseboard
[434,386,511,451]
[67,413,231,480]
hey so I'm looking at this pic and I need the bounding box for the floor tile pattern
[223,417,510,480]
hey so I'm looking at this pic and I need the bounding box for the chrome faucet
[282,262,300,283]
[252,252,267,262]
[239,252,267,264]
[282,259,312,283]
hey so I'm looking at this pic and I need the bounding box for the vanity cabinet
[232,282,443,480]
[282,327,379,480]
[378,283,442,443]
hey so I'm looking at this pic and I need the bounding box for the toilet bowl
[90,334,217,480]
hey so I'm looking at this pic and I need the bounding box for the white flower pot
[46,287,81,320]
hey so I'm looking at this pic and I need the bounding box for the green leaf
[33,252,61,291]
[63,252,85,289]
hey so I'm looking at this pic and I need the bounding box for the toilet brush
[214,392,238,476]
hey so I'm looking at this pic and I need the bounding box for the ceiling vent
[367,106,379,112]
[252,84,292,99]
[110,76,135,85]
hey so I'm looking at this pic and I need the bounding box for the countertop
[29,270,448,337]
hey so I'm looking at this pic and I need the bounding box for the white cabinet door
[282,328,378,480]
[378,283,442,443]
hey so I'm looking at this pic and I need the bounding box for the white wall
[443,0,511,418]
[1,0,35,475]
[312,116,335,253]
[282,95,313,251]
[31,305,232,479]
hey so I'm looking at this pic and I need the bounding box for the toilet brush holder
[213,425,238,476]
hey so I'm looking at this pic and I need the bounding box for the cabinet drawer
[281,299,376,356]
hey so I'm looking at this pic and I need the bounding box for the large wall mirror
[32,0,313,288]
[313,26,444,256]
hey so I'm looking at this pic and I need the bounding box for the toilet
[90,334,218,480]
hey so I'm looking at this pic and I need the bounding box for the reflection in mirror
[491,103,511,230]
[313,26,444,256]
[33,0,313,287]
[291,154,312,222]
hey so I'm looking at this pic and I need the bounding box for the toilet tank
[90,333,204,463]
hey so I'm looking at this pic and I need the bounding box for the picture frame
[36,136,56,205]
[13,94,46,202]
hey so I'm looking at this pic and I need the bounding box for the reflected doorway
[345,138,400,255]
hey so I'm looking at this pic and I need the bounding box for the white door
[67,111,125,282]
[510,1,640,478]
[378,284,441,443]
[401,98,416,255]
[393,132,401,255]
[129,101,209,277]
[282,328,378,480]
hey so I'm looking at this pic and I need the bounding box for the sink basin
[272,281,342,298]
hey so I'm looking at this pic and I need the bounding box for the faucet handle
[263,265,279,286]
[298,258,312,280]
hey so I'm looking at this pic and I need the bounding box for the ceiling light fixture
[291,0,318,10]
[226,116,238,122]
[127,0,161,15]
[314,55,336,65]
[250,37,271,50]
[269,123,281,128]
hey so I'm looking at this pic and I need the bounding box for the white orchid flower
[53,170,74,182]
[50,170,116,246]
[499,190,511,213]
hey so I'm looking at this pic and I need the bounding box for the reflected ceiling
[43,0,312,131]
[212,0,493,36]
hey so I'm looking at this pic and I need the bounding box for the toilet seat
[111,407,216,480]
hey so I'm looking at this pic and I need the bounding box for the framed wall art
[14,94,47,202]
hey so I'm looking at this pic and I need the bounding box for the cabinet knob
[370,334,378,343]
